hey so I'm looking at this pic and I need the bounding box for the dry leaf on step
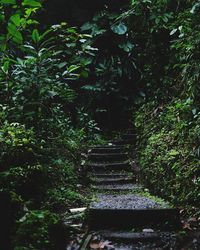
[90,240,115,249]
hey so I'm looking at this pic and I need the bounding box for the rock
[70,208,87,213]
[143,229,155,233]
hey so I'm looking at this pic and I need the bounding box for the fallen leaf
[183,222,192,231]
[90,240,115,249]
[90,242,101,249]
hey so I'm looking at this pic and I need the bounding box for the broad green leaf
[10,14,21,26]
[81,22,93,31]
[22,0,42,7]
[0,13,5,22]
[2,60,9,73]
[67,65,80,73]
[7,22,23,44]
[119,41,134,52]
[80,70,89,78]
[111,22,127,35]
[58,62,67,69]
[1,0,16,4]
[32,29,40,43]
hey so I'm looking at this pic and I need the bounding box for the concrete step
[88,153,128,162]
[87,162,131,172]
[81,231,177,249]
[93,183,142,192]
[91,144,125,149]
[91,173,133,178]
[109,139,134,146]
[89,147,127,154]
[88,194,180,230]
[96,230,161,243]
[91,176,134,185]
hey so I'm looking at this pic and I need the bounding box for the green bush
[135,99,200,207]
[0,123,36,169]
[1,164,48,202]
[14,210,59,250]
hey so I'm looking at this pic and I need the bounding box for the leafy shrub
[14,210,59,250]
[46,187,84,211]
[135,99,200,207]
[1,164,48,202]
[0,123,36,169]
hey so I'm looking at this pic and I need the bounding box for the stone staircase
[82,134,181,249]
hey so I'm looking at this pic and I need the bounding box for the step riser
[88,155,128,162]
[91,145,125,149]
[91,179,134,185]
[109,140,134,146]
[91,174,132,178]
[88,209,180,230]
[90,148,126,154]
[88,165,131,172]
[99,231,161,243]
[93,187,140,192]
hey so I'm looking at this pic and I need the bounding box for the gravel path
[94,184,142,190]
[90,194,167,210]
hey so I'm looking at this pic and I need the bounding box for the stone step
[87,162,131,172]
[81,231,177,249]
[93,183,142,192]
[91,176,134,185]
[88,153,128,162]
[91,173,133,178]
[95,230,161,243]
[109,139,134,146]
[88,194,180,230]
[89,147,127,154]
[91,144,124,149]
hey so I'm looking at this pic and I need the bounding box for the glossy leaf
[111,22,127,35]
[32,29,40,43]
[1,0,16,4]
[7,22,23,44]
[22,0,42,7]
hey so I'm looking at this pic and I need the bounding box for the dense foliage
[129,0,200,210]
[0,0,103,249]
[1,0,200,248]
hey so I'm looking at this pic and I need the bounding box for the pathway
[81,133,181,249]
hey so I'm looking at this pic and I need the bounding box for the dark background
[42,0,130,25]
[41,0,135,131]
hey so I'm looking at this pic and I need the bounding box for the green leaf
[81,85,102,92]
[32,29,40,43]
[7,22,23,44]
[111,22,127,35]
[169,150,179,157]
[2,60,10,73]
[67,65,80,73]
[22,0,42,7]
[58,62,67,69]
[10,14,21,26]
[0,13,5,23]
[80,70,89,78]
[1,0,16,4]
[170,28,177,36]
[40,29,52,41]
[119,41,134,52]
[81,22,93,31]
